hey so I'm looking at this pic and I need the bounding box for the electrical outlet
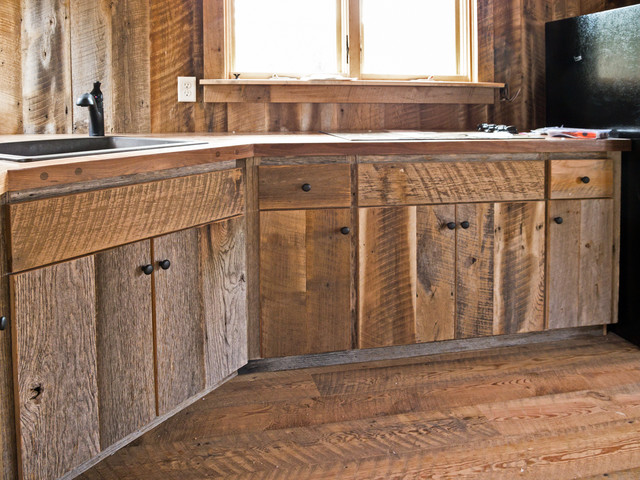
[177,76,196,102]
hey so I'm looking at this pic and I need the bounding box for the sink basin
[0,137,208,162]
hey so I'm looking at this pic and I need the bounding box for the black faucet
[76,82,104,136]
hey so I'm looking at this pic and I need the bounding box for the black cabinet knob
[158,259,171,270]
[581,176,591,184]
[460,221,470,229]
[0,316,7,331]
[301,183,311,192]
[554,217,564,224]
[340,226,350,235]
[446,222,456,230]
[141,264,154,275]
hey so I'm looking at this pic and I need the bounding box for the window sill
[200,79,504,105]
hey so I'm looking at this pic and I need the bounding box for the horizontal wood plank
[8,169,244,272]
[550,159,614,199]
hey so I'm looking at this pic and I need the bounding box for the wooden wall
[0,0,638,135]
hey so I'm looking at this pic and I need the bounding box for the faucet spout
[76,82,104,136]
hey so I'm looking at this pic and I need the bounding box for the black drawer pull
[141,264,154,275]
[554,217,564,224]
[460,221,470,229]
[301,183,311,192]
[581,176,591,184]
[446,222,456,230]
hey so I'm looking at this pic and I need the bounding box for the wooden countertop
[0,133,630,195]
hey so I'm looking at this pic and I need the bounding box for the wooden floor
[78,333,640,479]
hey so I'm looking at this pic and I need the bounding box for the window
[227,0,475,81]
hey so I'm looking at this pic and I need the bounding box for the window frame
[223,0,477,82]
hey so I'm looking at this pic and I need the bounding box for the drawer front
[358,160,545,206]
[550,159,613,199]
[8,168,244,272]
[259,164,352,209]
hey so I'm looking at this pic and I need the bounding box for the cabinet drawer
[550,159,613,199]
[8,169,244,272]
[358,160,545,206]
[259,164,352,209]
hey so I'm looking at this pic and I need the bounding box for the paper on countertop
[322,130,543,141]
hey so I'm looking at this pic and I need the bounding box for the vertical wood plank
[578,199,614,326]
[456,203,495,339]
[95,241,155,450]
[154,229,206,414]
[203,0,226,79]
[244,158,261,359]
[493,201,546,335]
[200,217,248,387]
[12,257,99,480]
[111,0,151,133]
[0,0,23,134]
[415,205,456,343]
[358,207,417,349]
[548,200,581,329]
[0,205,17,480]
[21,0,72,134]
[477,0,495,82]
[611,153,622,325]
[70,0,113,134]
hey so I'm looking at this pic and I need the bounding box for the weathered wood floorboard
[77,334,640,479]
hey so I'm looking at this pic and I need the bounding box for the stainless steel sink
[0,137,208,162]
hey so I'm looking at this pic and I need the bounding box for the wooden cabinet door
[154,216,247,413]
[260,209,353,357]
[548,199,615,329]
[11,257,101,480]
[358,202,545,348]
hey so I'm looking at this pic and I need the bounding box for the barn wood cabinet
[7,169,247,480]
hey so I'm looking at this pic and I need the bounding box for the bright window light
[361,0,459,76]
[232,0,341,76]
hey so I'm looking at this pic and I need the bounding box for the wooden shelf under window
[200,79,504,104]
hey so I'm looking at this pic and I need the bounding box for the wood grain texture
[456,203,495,339]
[550,159,614,199]
[358,160,545,206]
[77,334,640,479]
[203,0,226,79]
[415,205,457,343]
[493,201,546,335]
[258,164,351,210]
[11,257,100,480]
[21,0,72,134]
[260,209,353,357]
[358,207,417,348]
[244,158,261,360]
[0,0,23,135]
[153,228,206,415]
[8,169,244,272]
[95,241,155,450]
[0,205,16,480]
[548,199,615,329]
[200,217,248,387]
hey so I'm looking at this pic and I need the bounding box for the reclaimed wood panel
[415,205,457,343]
[358,160,545,206]
[259,164,351,210]
[260,209,352,357]
[21,0,72,134]
[358,207,417,348]
[203,0,226,79]
[8,169,244,272]
[0,0,22,134]
[154,228,206,414]
[456,203,495,339]
[95,241,155,449]
[200,217,248,387]
[493,201,546,335]
[550,159,614,199]
[244,158,261,360]
[548,199,615,329]
[12,257,100,480]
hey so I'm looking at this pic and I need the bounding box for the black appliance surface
[546,5,640,346]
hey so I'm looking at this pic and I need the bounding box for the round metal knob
[460,221,470,229]
[141,264,154,275]
[340,226,350,235]
[0,317,7,331]
[301,183,311,192]
[446,222,456,230]
[554,217,564,224]
[581,176,591,184]
[158,259,171,270]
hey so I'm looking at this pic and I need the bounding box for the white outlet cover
[178,76,196,102]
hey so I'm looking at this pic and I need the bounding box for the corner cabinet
[7,169,247,480]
